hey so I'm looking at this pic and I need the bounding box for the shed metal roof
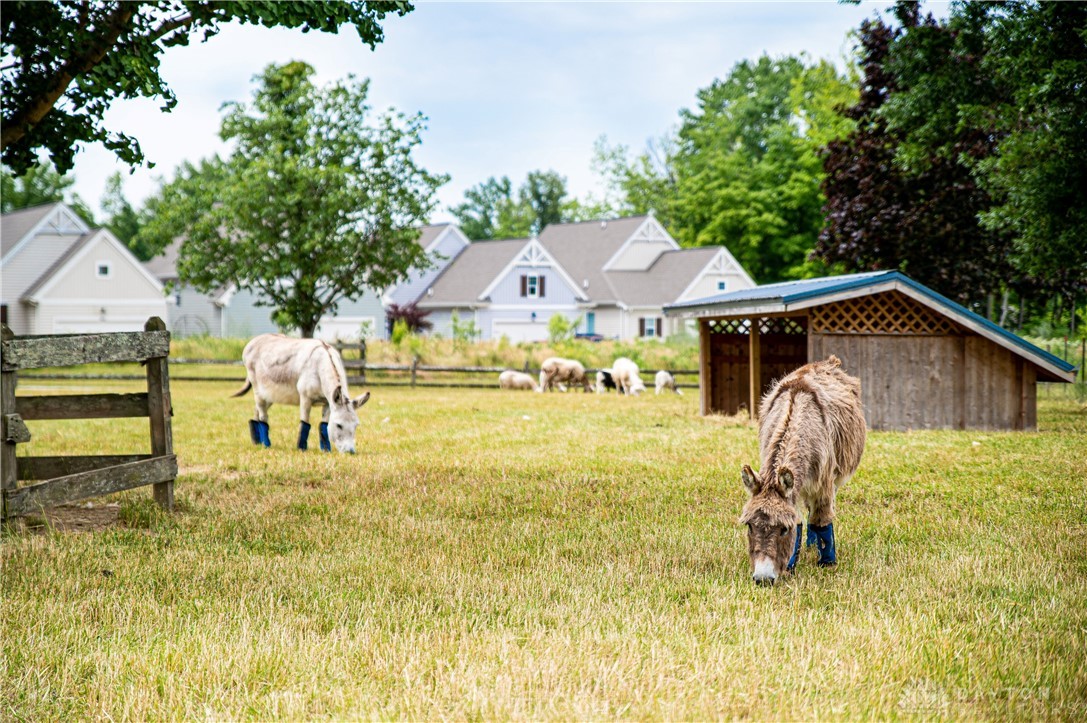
[665,270,1076,383]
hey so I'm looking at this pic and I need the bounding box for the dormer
[602,216,679,271]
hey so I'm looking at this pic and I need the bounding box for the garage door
[315,316,375,342]
[53,318,148,333]
[492,320,549,342]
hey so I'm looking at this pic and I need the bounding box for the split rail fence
[18,340,703,390]
[1,318,177,520]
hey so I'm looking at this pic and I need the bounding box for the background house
[145,224,468,340]
[417,215,756,341]
[1,203,167,334]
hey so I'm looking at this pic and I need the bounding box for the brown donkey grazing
[740,356,866,585]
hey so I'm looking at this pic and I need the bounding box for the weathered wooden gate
[1,317,177,520]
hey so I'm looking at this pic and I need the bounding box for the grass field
[3,380,1086,720]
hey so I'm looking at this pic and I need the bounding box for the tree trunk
[299,322,316,339]
[998,290,1010,328]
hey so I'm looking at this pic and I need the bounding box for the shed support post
[144,317,174,511]
[699,319,711,416]
[1,324,16,520]
[749,317,761,421]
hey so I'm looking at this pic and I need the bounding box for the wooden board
[17,454,153,481]
[0,330,170,371]
[3,455,177,518]
[16,393,149,420]
[810,332,1033,431]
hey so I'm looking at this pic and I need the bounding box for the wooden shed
[664,271,1077,430]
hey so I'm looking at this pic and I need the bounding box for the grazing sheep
[595,369,617,393]
[499,370,539,391]
[611,357,646,396]
[655,370,683,395]
[539,357,592,392]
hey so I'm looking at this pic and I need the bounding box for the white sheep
[499,370,539,391]
[611,357,646,396]
[539,357,592,392]
[655,370,683,395]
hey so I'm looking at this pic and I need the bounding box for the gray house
[417,215,755,341]
[145,223,469,340]
[2,203,167,334]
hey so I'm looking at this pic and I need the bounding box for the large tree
[817,1,1085,323]
[138,61,446,337]
[450,169,604,240]
[0,161,95,223]
[597,55,856,282]
[1,1,410,175]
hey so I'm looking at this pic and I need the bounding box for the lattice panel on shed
[707,318,750,335]
[811,290,962,335]
[706,317,807,335]
[759,317,807,335]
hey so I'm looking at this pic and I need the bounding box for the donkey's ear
[331,387,343,405]
[741,465,760,494]
[352,391,371,409]
[779,467,795,492]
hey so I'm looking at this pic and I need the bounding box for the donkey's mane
[318,341,348,401]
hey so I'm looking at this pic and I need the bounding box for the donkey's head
[328,389,370,454]
[739,465,801,585]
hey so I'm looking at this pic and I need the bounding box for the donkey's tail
[230,379,252,398]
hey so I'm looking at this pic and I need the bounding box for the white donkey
[232,334,370,453]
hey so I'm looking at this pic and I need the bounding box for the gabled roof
[1,204,59,258]
[144,239,182,280]
[537,216,649,303]
[415,224,451,250]
[605,247,721,306]
[419,238,528,306]
[665,270,1077,383]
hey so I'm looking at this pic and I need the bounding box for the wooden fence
[1,318,177,520]
[18,340,702,390]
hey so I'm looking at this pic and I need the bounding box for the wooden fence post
[411,356,419,388]
[359,339,367,385]
[144,317,174,510]
[1,324,17,520]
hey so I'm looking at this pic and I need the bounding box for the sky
[68,1,905,223]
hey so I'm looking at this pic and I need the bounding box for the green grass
[3,381,1086,720]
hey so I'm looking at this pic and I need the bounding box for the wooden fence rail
[1,318,177,520]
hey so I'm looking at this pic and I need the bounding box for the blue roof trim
[666,270,1075,375]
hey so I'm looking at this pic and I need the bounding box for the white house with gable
[417,214,756,341]
[1,203,167,335]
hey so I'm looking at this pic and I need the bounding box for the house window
[639,316,663,338]
[520,274,546,298]
[1,304,7,325]
[717,280,727,291]
[96,261,112,279]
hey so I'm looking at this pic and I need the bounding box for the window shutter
[657,317,663,337]
[639,318,646,337]
[539,275,546,298]
[520,275,527,297]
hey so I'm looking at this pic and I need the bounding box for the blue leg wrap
[787,522,803,572]
[248,419,262,445]
[806,524,818,548]
[810,522,836,566]
[256,420,271,448]
[319,422,331,452]
[297,420,311,451]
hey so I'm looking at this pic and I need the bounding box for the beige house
[416,215,756,341]
[1,203,167,335]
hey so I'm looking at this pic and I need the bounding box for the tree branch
[1,2,137,150]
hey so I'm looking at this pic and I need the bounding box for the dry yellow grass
[3,380,1086,720]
